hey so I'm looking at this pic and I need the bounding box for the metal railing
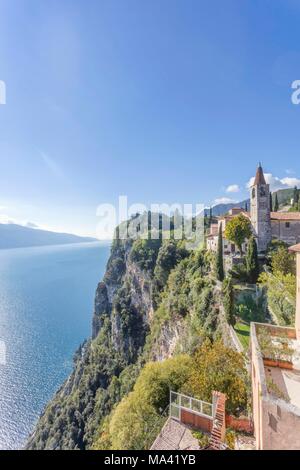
[169,390,214,420]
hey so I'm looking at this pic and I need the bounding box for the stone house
[207,165,300,255]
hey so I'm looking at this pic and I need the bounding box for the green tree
[154,240,187,291]
[259,271,296,325]
[293,186,299,207]
[224,214,252,254]
[271,246,295,276]
[245,236,259,283]
[274,193,279,212]
[269,192,273,211]
[98,355,192,450]
[222,276,235,326]
[216,223,224,281]
[185,339,248,415]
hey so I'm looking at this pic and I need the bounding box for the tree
[185,339,248,415]
[293,186,299,207]
[245,201,248,212]
[216,223,224,281]
[271,246,296,276]
[274,193,279,212]
[222,276,235,326]
[269,192,273,211]
[245,236,259,283]
[101,355,193,450]
[224,214,252,254]
[259,271,296,325]
[154,240,187,291]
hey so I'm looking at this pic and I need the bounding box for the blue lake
[0,242,110,449]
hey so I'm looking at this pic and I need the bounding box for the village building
[250,243,300,450]
[207,165,300,255]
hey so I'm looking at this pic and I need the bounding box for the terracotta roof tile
[271,212,300,221]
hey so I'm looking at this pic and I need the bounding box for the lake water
[0,242,110,450]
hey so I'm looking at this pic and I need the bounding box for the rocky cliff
[27,233,220,450]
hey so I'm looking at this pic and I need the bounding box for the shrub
[184,339,248,415]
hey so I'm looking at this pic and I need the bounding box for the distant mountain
[273,188,294,207]
[204,199,249,217]
[203,188,296,218]
[0,223,98,249]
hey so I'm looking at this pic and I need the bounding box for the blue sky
[0,0,300,237]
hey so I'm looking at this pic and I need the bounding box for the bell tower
[250,164,272,253]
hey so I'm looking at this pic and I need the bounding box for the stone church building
[207,164,300,255]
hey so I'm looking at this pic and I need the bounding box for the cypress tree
[274,193,279,212]
[222,276,235,326]
[246,236,260,284]
[269,192,273,211]
[293,186,299,207]
[216,223,224,281]
[245,201,248,212]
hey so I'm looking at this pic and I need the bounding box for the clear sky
[0,0,300,237]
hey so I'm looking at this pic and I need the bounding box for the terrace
[252,322,300,410]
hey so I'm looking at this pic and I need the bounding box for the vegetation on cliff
[93,341,247,450]
[259,243,296,325]
[27,219,249,450]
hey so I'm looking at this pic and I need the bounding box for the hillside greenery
[27,216,252,451]
[259,244,296,325]
[93,341,248,450]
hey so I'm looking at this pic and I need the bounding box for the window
[285,222,290,228]
[260,186,266,197]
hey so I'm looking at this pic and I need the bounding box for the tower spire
[254,163,266,185]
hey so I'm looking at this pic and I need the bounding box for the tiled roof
[217,211,250,221]
[271,212,300,221]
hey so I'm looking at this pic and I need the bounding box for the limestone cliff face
[92,239,154,359]
[151,319,185,361]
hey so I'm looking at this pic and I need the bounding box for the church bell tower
[250,164,272,253]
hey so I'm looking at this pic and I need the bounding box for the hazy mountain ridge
[205,188,294,217]
[0,223,97,249]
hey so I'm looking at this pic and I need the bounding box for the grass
[234,322,250,349]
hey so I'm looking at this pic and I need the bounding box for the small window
[285,222,290,228]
